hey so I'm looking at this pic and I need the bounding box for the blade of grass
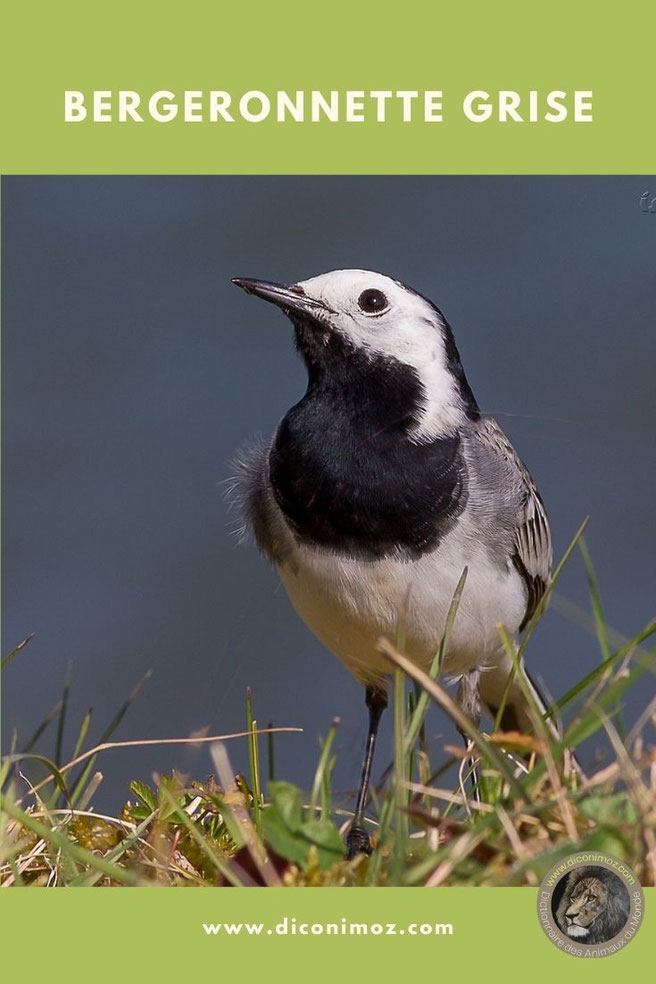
[365,793,395,886]
[20,700,64,754]
[562,659,654,750]
[578,538,611,663]
[322,753,337,821]
[497,625,553,746]
[1,633,35,671]
[547,621,656,718]
[497,625,578,837]
[551,593,656,657]
[245,688,262,838]
[7,855,26,887]
[267,720,275,784]
[0,740,16,790]
[309,717,339,816]
[407,691,416,788]
[100,669,153,741]
[522,646,656,792]
[404,568,467,756]
[71,708,93,761]
[54,662,72,768]
[378,638,527,800]
[4,753,71,804]
[393,667,408,874]
[494,517,590,732]
[365,592,415,879]
[67,669,152,802]
[76,771,103,811]
[579,538,625,739]
[49,662,73,809]
[70,757,99,808]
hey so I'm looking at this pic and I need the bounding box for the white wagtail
[232,269,558,857]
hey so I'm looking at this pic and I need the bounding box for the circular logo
[537,853,644,957]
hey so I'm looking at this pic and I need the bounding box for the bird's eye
[358,288,388,314]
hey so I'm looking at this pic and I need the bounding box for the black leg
[345,685,388,859]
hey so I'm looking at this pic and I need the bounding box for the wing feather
[474,418,552,630]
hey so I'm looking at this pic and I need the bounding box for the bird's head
[232,269,479,440]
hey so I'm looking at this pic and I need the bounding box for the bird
[231,268,558,859]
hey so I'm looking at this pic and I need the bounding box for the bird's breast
[269,397,468,561]
[278,524,526,687]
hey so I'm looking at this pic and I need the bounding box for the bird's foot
[345,825,372,860]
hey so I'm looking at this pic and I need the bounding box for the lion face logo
[561,877,608,937]
[555,867,631,944]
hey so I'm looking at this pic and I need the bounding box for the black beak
[231,277,330,315]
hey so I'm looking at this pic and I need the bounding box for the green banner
[1,1,654,174]
[3,887,653,976]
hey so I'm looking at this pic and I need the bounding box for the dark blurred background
[2,176,655,810]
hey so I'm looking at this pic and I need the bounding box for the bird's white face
[295,269,440,362]
[294,269,468,439]
[233,268,477,441]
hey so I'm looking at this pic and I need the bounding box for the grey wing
[474,418,552,630]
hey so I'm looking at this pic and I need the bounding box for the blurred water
[2,176,655,809]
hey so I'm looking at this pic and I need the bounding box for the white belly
[278,521,527,689]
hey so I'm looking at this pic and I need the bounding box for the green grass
[1,530,655,888]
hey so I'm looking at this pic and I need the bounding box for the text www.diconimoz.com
[202,918,454,937]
